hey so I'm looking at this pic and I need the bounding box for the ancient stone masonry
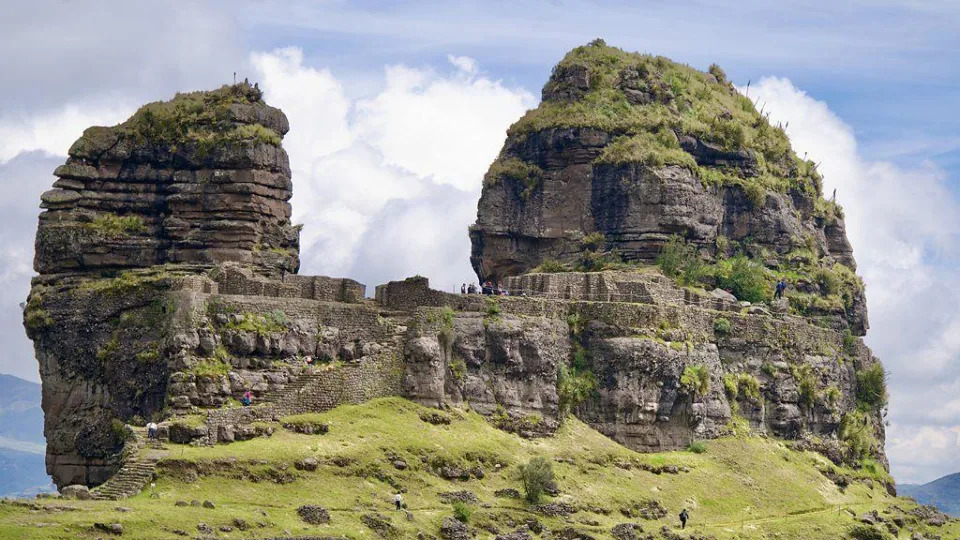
[25,46,888,494]
[395,273,886,467]
[22,84,373,488]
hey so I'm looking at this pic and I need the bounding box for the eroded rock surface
[25,49,888,493]
[470,40,866,335]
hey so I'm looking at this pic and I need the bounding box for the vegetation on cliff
[68,82,283,161]
[119,83,281,150]
[504,39,825,203]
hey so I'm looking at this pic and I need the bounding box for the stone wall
[399,274,885,460]
[273,352,405,415]
[503,271,741,312]
[196,352,405,445]
[216,263,365,303]
[376,276,449,311]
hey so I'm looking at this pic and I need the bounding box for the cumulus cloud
[0,152,62,381]
[0,104,133,164]
[252,49,535,291]
[751,77,960,483]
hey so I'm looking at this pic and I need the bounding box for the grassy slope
[0,397,954,539]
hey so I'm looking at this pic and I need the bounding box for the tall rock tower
[24,83,299,486]
[470,40,866,335]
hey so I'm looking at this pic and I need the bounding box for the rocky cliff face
[470,40,866,335]
[24,83,302,487]
[395,272,886,474]
[37,83,299,277]
[25,51,888,493]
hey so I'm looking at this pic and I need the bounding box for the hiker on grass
[146,421,158,440]
[774,279,786,299]
[680,508,689,529]
[461,283,466,294]
[241,390,252,406]
[394,492,402,510]
[467,283,477,294]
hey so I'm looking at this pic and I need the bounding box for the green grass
[85,213,146,238]
[75,270,172,296]
[189,357,230,377]
[222,310,287,335]
[0,397,952,539]
[680,365,711,396]
[117,82,281,152]
[509,40,821,197]
[483,157,544,199]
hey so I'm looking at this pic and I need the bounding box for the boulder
[440,517,471,540]
[60,485,91,500]
[93,523,123,536]
[297,505,331,525]
[295,457,319,471]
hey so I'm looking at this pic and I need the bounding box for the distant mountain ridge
[901,474,960,516]
[0,373,52,497]
[0,374,45,446]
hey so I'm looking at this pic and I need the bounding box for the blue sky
[2,0,960,484]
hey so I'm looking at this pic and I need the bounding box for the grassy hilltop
[0,398,954,539]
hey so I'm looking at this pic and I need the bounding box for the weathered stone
[93,522,123,535]
[361,512,397,538]
[494,488,521,499]
[60,485,91,500]
[297,504,331,525]
[294,457,319,471]
[440,517,471,540]
[611,523,643,540]
[25,46,888,498]
[438,490,477,504]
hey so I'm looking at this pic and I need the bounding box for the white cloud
[0,104,133,164]
[249,48,353,167]
[252,48,535,291]
[751,77,960,484]
[0,153,63,382]
[888,425,960,484]
[352,55,534,190]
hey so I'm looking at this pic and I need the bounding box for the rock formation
[24,46,888,494]
[37,83,299,277]
[470,39,866,335]
[24,83,301,486]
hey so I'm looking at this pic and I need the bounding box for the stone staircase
[91,428,163,500]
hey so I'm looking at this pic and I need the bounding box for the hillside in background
[0,374,52,497]
[901,474,960,516]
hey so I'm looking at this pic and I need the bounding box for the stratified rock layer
[25,56,888,494]
[37,83,299,277]
[25,83,303,486]
[470,40,866,334]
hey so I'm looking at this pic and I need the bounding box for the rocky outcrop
[37,82,299,277]
[24,49,888,492]
[470,40,866,334]
[24,84,345,488]
[395,273,885,461]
